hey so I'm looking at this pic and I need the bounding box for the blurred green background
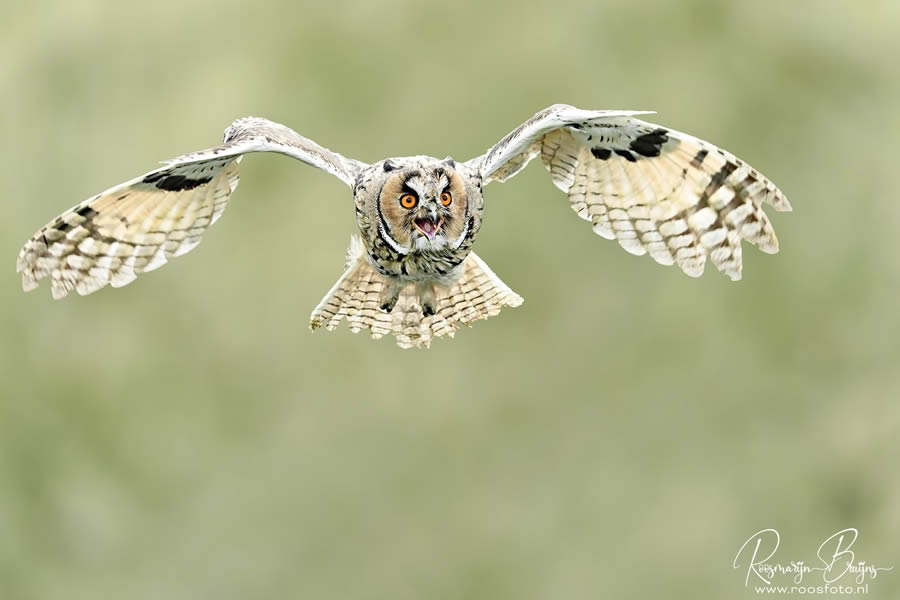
[1,1,898,598]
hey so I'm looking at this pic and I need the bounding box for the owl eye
[399,193,417,209]
[440,191,452,206]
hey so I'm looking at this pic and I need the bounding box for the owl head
[362,157,478,254]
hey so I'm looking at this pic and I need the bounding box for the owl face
[376,160,469,253]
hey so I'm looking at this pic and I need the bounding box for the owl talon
[379,281,403,313]
[416,283,437,318]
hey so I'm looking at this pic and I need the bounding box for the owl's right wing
[17,117,367,299]
[465,104,790,280]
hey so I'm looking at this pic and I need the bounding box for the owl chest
[367,239,470,285]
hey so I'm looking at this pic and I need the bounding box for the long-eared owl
[17,104,790,348]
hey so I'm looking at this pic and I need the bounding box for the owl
[17,104,790,348]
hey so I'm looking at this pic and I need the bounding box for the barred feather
[309,236,523,349]
[17,159,240,299]
[472,104,790,281]
[17,116,365,299]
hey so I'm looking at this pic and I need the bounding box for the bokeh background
[1,1,898,598]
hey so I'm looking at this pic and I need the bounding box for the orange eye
[399,193,417,209]
[440,191,452,206]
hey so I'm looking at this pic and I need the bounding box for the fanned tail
[309,236,523,348]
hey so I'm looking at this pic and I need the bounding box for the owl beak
[413,216,444,240]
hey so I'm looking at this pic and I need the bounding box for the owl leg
[379,279,404,313]
[416,282,437,317]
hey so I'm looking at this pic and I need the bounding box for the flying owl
[16,104,790,348]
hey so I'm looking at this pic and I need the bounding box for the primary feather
[467,104,790,280]
[17,117,365,299]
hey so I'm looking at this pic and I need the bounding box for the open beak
[414,216,444,240]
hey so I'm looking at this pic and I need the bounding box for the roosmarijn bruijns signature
[733,528,893,587]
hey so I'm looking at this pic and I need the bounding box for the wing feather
[18,117,366,298]
[467,104,790,280]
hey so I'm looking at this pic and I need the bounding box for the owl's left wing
[466,104,791,280]
[17,117,367,299]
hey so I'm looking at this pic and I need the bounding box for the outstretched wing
[466,104,791,280]
[17,117,366,299]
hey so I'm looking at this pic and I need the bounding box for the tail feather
[309,236,523,348]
